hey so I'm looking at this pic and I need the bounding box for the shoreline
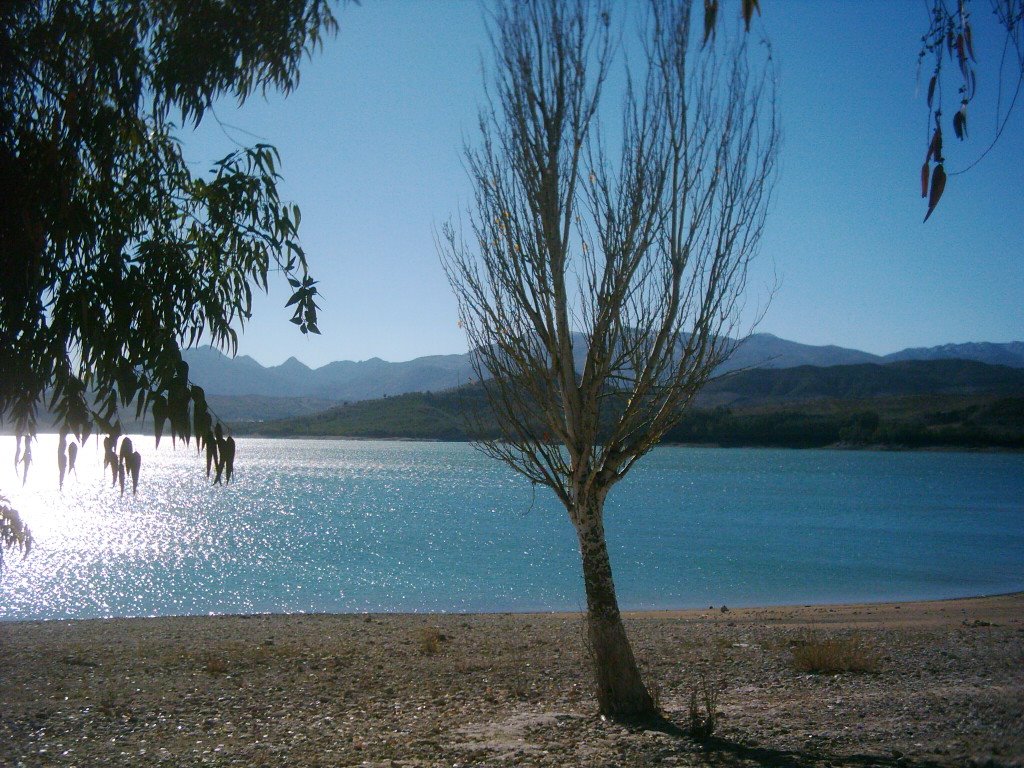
[3,592,1020,766]
[6,590,1024,626]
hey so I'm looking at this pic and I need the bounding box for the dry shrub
[712,636,734,651]
[63,651,99,668]
[95,688,130,718]
[792,633,879,674]
[418,626,445,655]
[202,652,229,675]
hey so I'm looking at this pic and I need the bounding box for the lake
[1,436,1022,621]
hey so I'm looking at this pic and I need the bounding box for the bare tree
[440,0,778,718]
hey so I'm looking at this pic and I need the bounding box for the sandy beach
[1,593,1021,767]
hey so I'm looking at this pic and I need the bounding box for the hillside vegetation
[232,360,1024,450]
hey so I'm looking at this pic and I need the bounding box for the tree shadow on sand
[618,713,969,768]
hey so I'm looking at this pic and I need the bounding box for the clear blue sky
[184,1,1023,368]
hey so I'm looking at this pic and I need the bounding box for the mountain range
[184,334,1024,407]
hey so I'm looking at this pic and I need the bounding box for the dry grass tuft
[644,671,662,712]
[688,670,723,738]
[185,641,300,675]
[792,633,880,674]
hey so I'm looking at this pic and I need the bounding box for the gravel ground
[1,594,1021,767]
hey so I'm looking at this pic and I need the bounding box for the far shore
[3,592,1020,767]
[5,429,1024,452]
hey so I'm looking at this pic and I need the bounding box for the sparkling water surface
[1,436,1022,620]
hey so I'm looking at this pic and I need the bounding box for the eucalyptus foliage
[0,495,31,575]
[0,0,336,506]
[918,0,1023,220]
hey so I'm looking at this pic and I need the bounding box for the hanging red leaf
[119,436,134,464]
[152,395,167,447]
[57,433,67,490]
[205,438,217,478]
[741,0,760,31]
[920,162,929,198]
[953,105,968,140]
[924,164,946,222]
[703,0,718,46]
[926,75,937,109]
[926,126,943,163]
[964,22,975,61]
[21,441,31,485]
[223,437,236,484]
[129,451,142,495]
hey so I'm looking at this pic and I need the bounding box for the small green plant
[688,671,722,739]
[792,633,879,674]
[418,626,444,655]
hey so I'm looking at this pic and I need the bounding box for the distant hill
[719,333,880,371]
[183,336,1024,413]
[698,358,1024,408]
[206,395,341,423]
[882,341,1024,369]
[232,359,1024,449]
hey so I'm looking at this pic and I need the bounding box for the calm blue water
[1,436,1022,621]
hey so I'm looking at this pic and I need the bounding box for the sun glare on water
[1,434,222,617]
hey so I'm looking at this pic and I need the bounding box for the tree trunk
[575,497,656,718]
